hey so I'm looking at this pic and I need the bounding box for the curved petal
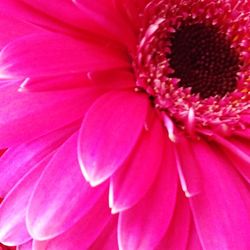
[156,189,191,250]
[21,69,135,92]
[0,158,48,246]
[89,217,118,250]
[174,136,202,197]
[186,222,202,250]
[78,91,149,186]
[0,12,38,49]
[190,140,250,249]
[0,0,129,46]
[72,0,136,49]
[0,83,101,147]
[0,33,129,78]
[204,132,250,184]
[118,138,178,249]
[33,192,111,250]
[0,122,78,197]
[17,241,32,250]
[26,133,108,240]
[110,115,165,213]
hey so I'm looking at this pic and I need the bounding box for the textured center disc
[169,23,240,98]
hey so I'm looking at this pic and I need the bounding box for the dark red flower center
[169,23,240,98]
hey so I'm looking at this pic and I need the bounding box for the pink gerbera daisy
[0,0,249,249]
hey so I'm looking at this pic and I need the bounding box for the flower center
[169,23,240,98]
[135,0,250,135]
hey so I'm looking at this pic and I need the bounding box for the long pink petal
[0,33,129,78]
[174,136,202,197]
[118,138,178,249]
[203,132,250,183]
[73,0,136,50]
[0,12,38,49]
[190,140,250,249]
[78,91,149,186]
[0,122,78,197]
[156,189,191,250]
[21,69,135,92]
[0,0,127,45]
[0,83,101,147]
[17,241,32,250]
[26,133,107,240]
[110,115,165,213]
[186,222,202,250]
[89,217,118,250]
[33,193,111,250]
[0,159,48,246]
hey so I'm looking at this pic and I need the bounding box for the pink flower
[0,0,249,249]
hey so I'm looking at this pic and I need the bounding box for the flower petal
[26,133,108,240]
[204,132,250,184]
[0,0,127,44]
[21,69,135,92]
[174,136,202,197]
[0,158,48,246]
[186,222,202,250]
[0,33,129,78]
[89,217,118,250]
[0,122,78,197]
[0,83,100,147]
[73,0,136,49]
[110,115,165,212]
[156,189,191,250]
[190,140,250,249]
[0,12,37,49]
[33,192,111,250]
[118,138,178,249]
[78,91,149,186]
[17,241,32,250]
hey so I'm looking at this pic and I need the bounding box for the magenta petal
[0,159,47,246]
[26,133,107,240]
[17,241,32,250]
[33,193,111,250]
[118,139,178,249]
[0,84,101,147]
[78,91,149,186]
[0,33,129,78]
[21,69,135,92]
[0,12,37,49]
[219,136,250,183]
[73,0,136,49]
[190,140,250,249]
[156,189,191,250]
[89,217,118,250]
[110,116,165,212]
[186,222,202,250]
[0,122,78,197]
[174,136,202,197]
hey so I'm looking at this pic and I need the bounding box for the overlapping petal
[26,133,107,240]
[33,192,111,250]
[0,123,77,196]
[110,114,165,213]
[0,33,129,79]
[0,83,101,146]
[78,91,149,186]
[190,140,250,249]
[118,138,178,249]
[0,159,48,246]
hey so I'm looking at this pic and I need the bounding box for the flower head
[0,0,249,250]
